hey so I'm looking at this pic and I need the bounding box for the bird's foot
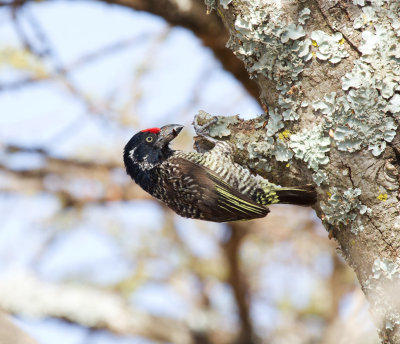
[193,117,218,145]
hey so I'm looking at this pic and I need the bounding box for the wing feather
[165,157,269,222]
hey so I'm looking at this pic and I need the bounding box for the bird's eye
[145,136,153,143]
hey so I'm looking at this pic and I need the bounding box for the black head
[123,124,184,181]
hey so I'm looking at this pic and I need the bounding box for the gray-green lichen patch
[357,23,400,99]
[219,0,232,10]
[195,110,239,138]
[252,159,272,173]
[289,125,330,171]
[365,257,400,299]
[298,8,311,25]
[310,30,349,64]
[280,24,305,43]
[385,317,400,332]
[385,94,400,116]
[364,257,400,331]
[279,93,301,121]
[233,132,249,150]
[229,2,312,82]
[246,123,294,167]
[315,2,400,156]
[352,0,365,6]
[320,187,371,234]
[313,91,397,156]
[266,108,284,136]
[353,6,376,29]
[273,140,293,162]
[371,258,400,280]
[228,0,318,125]
[312,170,329,186]
[248,137,274,160]
[227,3,313,122]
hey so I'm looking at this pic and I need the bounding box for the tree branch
[0,144,152,206]
[94,0,260,100]
[223,223,255,344]
[0,271,197,344]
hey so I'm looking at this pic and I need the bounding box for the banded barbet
[123,124,316,222]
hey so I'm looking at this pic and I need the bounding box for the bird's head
[123,124,184,175]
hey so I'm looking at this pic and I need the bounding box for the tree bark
[194,1,400,342]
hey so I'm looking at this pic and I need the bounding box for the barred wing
[164,157,269,222]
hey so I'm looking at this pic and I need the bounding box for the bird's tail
[275,184,317,206]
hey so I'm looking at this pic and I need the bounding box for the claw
[193,117,219,145]
[193,117,218,136]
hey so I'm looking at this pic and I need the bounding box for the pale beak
[155,124,184,148]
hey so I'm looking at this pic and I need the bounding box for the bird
[123,124,317,222]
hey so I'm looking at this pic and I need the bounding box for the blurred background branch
[0,312,38,344]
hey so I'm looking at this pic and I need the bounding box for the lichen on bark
[199,0,400,342]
